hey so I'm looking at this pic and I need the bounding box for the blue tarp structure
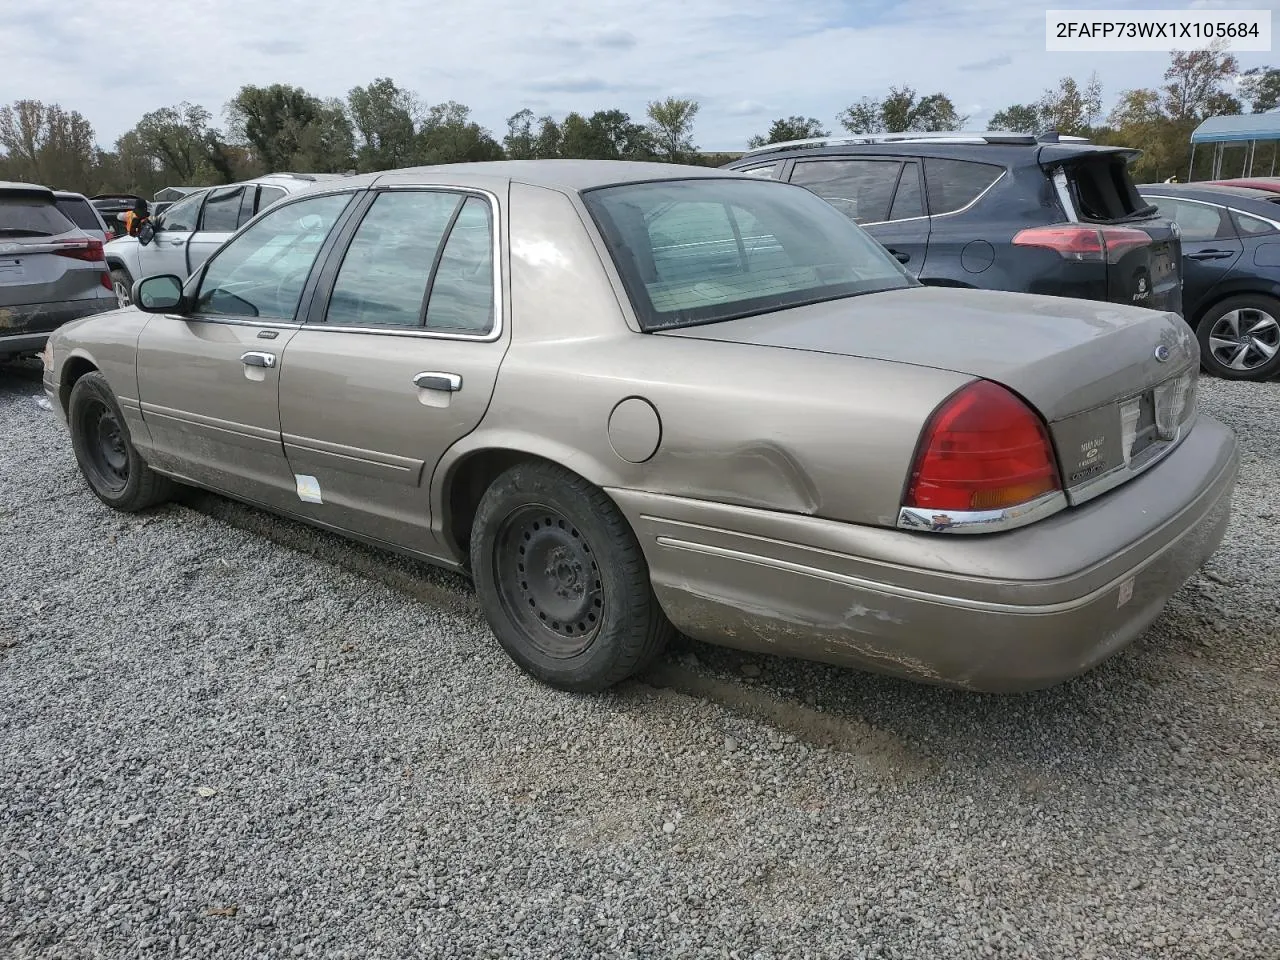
[1189,113,1280,180]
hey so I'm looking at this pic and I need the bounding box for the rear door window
[0,195,74,236]
[923,159,1004,215]
[1232,209,1279,237]
[257,186,287,212]
[199,186,245,233]
[889,161,925,220]
[55,197,102,232]
[790,159,902,224]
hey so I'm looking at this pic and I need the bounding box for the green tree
[646,97,699,162]
[347,78,419,172]
[416,101,503,164]
[503,109,540,159]
[131,102,225,181]
[838,86,965,134]
[747,116,829,148]
[0,99,97,189]
[1037,73,1103,136]
[1239,66,1280,113]
[291,98,356,173]
[989,104,1043,134]
[226,84,331,171]
[1162,46,1240,122]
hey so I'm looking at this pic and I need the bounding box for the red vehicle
[1207,177,1280,195]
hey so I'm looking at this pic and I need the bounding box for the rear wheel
[470,461,673,692]
[1196,294,1280,380]
[110,267,133,308]
[68,372,172,511]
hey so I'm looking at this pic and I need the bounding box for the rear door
[787,157,930,275]
[1141,194,1242,317]
[186,184,246,270]
[276,185,507,552]
[134,190,358,509]
[915,157,1007,285]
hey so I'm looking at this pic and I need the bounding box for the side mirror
[133,275,184,313]
[138,222,155,246]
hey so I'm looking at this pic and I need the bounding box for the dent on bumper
[608,415,1239,692]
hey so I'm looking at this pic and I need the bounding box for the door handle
[888,248,910,263]
[413,371,462,392]
[240,351,276,368]
[1186,250,1234,261]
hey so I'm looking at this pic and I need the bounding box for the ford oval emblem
[1154,344,1171,363]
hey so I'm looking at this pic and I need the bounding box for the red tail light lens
[53,239,106,263]
[904,381,1061,513]
[1012,224,1152,264]
[100,270,113,291]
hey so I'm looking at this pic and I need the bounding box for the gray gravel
[1,359,1278,960]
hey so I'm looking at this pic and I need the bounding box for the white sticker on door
[295,474,323,504]
[1117,577,1135,609]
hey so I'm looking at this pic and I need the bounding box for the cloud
[959,55,1013,72]
[0,0,1272,154]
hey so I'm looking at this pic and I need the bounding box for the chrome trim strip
[162,314,302,330]
[140,402,278,444]
[896,490,1068,535]
[282,432,424,478]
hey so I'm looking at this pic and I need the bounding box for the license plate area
[0,258,25,283]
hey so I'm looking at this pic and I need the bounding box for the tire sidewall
[470,466,647,689]
[68,373,150,509]
[1196,295,1280,381]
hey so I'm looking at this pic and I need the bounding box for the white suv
[105,172,345,306]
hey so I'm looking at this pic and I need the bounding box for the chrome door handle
[413,371,462,392]
[240,351,276,368]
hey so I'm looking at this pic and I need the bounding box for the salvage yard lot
[1,360,1277,960]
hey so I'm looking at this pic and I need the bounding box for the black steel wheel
[68,372,173,511]
[470,461,673,692]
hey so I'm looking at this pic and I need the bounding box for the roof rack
[263,172,319,182]
[740,130,1090,157]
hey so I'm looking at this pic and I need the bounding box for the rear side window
[1154,198,1233,241]
[200,186,245,233]
[890,162,924,220]
[1232,209,1279,238]
[0,195,74,236]
[424,196,495,333]
[790,159,902,224]
[257,186,287,211]
[55,197,102,231]
[737,162,781,179]
[923,159,1003,215]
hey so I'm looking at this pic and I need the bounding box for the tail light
[904,381,1062,515]
[52,238,106,263]
[100,271,113,292]
[1012,225,1152,264]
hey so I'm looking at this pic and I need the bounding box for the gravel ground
[1,359,1278,960]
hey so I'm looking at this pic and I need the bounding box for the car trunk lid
[657,286,1199,506]
[1036,145,1183,316]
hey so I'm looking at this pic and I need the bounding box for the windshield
[581,177,915,331]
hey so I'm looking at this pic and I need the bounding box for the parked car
[43,161,1236,694]
[54,191,113,243]
[1,181,117,363]
[1206,177,1280,196]
[723,131,1184,315]
[1138,181,1280,380]
[104,173,344,307]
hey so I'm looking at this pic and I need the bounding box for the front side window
[1154,198,1232,242]
[158,191,205,233]
[790,159,902,224]
[326,191,461,328]
[583,177,914,331]
[193,192,354,320]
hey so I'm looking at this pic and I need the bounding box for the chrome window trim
[897,489,1067,535]
[310,185,505,343]
[161,315,302,330]
[796,165,1007,228]
[1140,192,1280,236]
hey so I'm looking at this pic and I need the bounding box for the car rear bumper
[0,297,117,355]
[608,415,1238,692]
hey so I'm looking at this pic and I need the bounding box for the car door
[134,190,359,510]
[787,157,930,275]
[276,186,507,554]
[915,157,1007,286]
[185,184,246,272]
[1144,195,1243,316]
[142,189,205,278]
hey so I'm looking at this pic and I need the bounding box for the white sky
[1,0,1273,152]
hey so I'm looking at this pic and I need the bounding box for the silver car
[105,173,345,307]
[1,182,117,362]
[53,191,113,244]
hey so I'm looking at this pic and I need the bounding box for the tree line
[1,48,1276,198]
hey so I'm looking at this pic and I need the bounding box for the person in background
[122,198,151,237]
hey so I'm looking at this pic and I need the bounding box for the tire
[110,267,133,308]
[470,461,673,692]
[1196,294,1280,381]
[68,372,172,512]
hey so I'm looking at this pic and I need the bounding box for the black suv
[723,132,1184,316]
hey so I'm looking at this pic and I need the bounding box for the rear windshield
[55,197,102,231]
[0,195,75,236]
[582,178,915,331]
[1066,156,1155,222]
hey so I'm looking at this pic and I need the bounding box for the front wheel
[470,461,673,692]
[1197,294,1280,380]
[68,372,172,511]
